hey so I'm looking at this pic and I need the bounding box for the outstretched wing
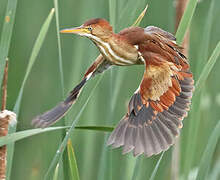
[32,55,112,128]
[107,28,194,156]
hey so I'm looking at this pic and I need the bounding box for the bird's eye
[88,27,92,32]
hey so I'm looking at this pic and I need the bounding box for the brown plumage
[32,18,194,157]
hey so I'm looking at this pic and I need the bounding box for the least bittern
[32,18,194,157]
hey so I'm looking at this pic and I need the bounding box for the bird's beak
[60,26,90,35]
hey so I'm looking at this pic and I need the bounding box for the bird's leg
[32,54,111,128]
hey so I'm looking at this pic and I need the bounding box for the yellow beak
[60,26,90,35]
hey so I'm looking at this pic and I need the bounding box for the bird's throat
[88,34,139,65]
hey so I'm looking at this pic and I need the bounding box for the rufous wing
[107,57,194,157]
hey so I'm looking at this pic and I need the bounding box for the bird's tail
[32,78,87,128]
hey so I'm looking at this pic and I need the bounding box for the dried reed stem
[0,111,16,180]
[0,60,9,180]
[1,60,8,111]
[171,0,190,180]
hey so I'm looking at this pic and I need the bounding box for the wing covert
[107,33,194,156]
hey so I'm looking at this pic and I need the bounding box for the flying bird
[32,18,194,157]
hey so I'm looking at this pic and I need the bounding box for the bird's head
[60,18,113,40]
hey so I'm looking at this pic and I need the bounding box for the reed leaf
[0,0,17,86]
[196,121,220,180]
[67,139,80,180]
[0,126,67,147]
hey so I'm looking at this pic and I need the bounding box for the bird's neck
[91,33,139,65]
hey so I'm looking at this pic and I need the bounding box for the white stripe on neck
[85,34,134,65]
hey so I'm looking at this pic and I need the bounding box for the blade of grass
[183,41,220,178]
[131,157,142,180]
[44,75,103,180]
[6,9,55,180]
[53,1,71,179]
[195,0,216,78]
[75,125,113,132]
[171,0,186,178]
[0,0,17,87]
[118,0,144,29]
[182,1,218,178]
[196,121,220,180]
[109,0,117,27]
[195,41,220,92]
[131,4,148,27]
[208,157,220,180]
[67,139,80,180]
[118,0,134,26]
[53,163,60,180]
[175,0,198,44]
[53,0,64,97]
[0,126,68,147]
[97,135,112,180]
[13,8,55,115]
[149,152,164,180]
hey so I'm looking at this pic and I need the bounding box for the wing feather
[107,31,194,156]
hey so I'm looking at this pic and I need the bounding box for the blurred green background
[0,0,220,179]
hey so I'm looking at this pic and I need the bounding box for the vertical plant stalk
[0,111,16,180]
[53,1,70,179]
[0,61,16,180]
[171,0,189,179]
[1,60,8,111]
[0,0,18,88]
[0,115,9,180]
[175,0,190,55]
[0,60,8,180]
